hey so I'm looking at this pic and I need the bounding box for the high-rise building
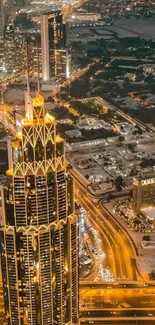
[31,42,42,76]
[41,11,71,80]
[133,174,155,213]
[1,93,79,325]
[4,20,16,73]
[54,49,71,78]
[0,0,4,73]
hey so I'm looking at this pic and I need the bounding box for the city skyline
[1,1,155,325]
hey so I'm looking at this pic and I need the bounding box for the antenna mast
[26,41,30,94]
[37,40,40,93]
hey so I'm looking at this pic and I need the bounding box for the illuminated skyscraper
[133,174,155,214]
[4,20,16,73]
[54,49,71,78]
[41,13,50,80]
[1,93,79,325]
[41,11,71,80]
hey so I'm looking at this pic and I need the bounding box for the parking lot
[113,198,155,233]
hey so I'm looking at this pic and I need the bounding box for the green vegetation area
[87,36,155,59]
[71,32,155,65]
[67,11,155,135]
[69,100,100,116]
[53,99,118,121]
[50,106,77,121]
[72,55,93,69]
[68,100,121,121]
[14,0,26,6]
[57,124,116,143]
[82,0,155,19]
[14,13,37,30]
[56,123,76,140]
[79,127,116,141]
[71,41,85,50]
[52,99,123,142]
[127,107,155,127]
[68,34,155,128]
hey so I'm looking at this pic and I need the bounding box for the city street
[75,181,136,281]
[74,169,155,323]
[80,286,155,308]
[80,318,155,325]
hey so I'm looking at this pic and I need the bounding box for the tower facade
[4,20,16,73]
[41,14,50,80]
[41,11,70,80]
[1,94,79,325]
[133,175,155,214]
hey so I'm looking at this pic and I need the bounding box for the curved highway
[75,181,135,281]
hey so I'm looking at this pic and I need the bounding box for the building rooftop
[133,172,155,182]
[141,206,155,220]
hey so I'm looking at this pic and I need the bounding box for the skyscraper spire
[1,93,79,325]
[26,41,30,94]
[37,40,41,93]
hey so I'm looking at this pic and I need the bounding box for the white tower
[41,14,50,81]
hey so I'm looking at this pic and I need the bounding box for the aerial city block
[0,0,155,325]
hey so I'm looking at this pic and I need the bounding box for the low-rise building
[65,129,82,138]
[143,64,155,75]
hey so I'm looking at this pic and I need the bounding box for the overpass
[80,317,155,325]
[79,280,155,287]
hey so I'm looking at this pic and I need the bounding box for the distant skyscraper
[41,13,50,80]
[4,20,16,73]
[41,11,71,80]
[1,93,79,325]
